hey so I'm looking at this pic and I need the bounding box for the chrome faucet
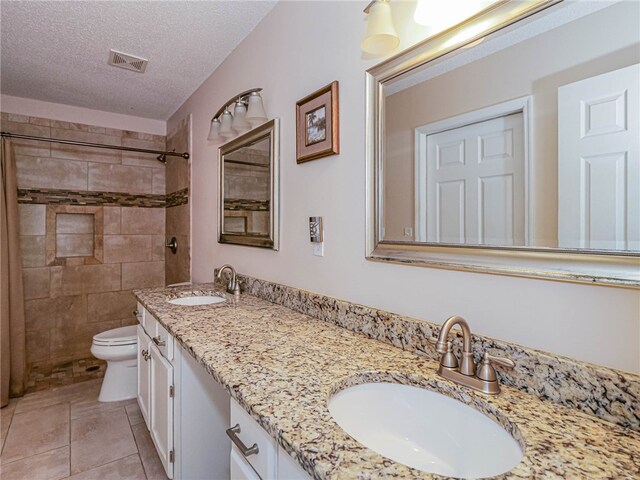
[216,264,241,298]
[432,315,514,395]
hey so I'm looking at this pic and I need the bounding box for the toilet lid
[93,325,137,346]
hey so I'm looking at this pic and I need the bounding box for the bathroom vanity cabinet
[137,303,231,479]
[133,285,639,479]
[136,303,310,480]
[136,304,176,478]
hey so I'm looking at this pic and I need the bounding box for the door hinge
[169,385,175,398]
[169,449,175,463]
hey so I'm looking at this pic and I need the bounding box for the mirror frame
[218,118,279,250]
[365,0,640,288]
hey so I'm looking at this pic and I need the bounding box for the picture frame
[296,81,339,163]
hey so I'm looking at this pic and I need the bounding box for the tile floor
[0,379,168,480]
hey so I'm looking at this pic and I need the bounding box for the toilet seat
[92,325,137,346]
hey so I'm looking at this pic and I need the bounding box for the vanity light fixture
[361,0,400,55]
[207,88,267,143]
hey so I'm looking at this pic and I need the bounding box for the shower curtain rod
[0,131,189,164]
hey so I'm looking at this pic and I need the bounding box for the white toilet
[90,325,138,402]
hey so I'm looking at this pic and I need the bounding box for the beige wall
[165,116,191,285]
[384,1,640,243]
[1,111,167,385]
[169,1,639,374]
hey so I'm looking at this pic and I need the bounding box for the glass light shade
[245,92,268,127]
[361,0,399,55]
[219,109,236,139]
[207,118,222,142]
[231,100,251,133]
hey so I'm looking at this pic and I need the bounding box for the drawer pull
[152,336,166,347]
[226,424,259,457]
[133,310,141,317]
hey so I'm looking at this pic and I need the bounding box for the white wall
[1,94,166,135]
[168,1,640,374]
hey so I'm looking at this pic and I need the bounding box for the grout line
[0,402,16,457]
[68,401,72,475]
[0,445,70,467]
[130,419,150,480]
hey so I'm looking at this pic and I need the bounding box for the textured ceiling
[0,1,276,120]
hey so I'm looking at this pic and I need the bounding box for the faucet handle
[476,352,514,381]
[439,340,459,369]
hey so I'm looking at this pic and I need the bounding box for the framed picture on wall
[296,81,339,163]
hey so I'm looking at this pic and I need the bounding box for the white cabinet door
[231,448,261,480]
[177,344,230,480]
[136,325,151,428]
[150,343,174,479]
[558,63,640,250]
[277,447,312,480]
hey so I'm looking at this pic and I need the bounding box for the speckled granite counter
[134,284,640,479]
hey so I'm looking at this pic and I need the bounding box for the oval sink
[328,382,523,478]
[167,295,226,306]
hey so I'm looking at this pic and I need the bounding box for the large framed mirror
[219,119,279,249]
[366,0,640,287]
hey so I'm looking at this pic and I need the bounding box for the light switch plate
[313,242,324,257]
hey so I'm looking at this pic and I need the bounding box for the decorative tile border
[166,187,189,208]
[233,274,640,430]
[224,199,269,211]
[18,188,166,208]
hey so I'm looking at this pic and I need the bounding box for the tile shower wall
[165,116,190,285]
[1,112,167,391]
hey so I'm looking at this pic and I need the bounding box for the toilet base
[98,357,138,402]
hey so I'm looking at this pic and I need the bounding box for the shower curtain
[1,138,26,407]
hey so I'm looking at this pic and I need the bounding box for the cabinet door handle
[152,336,166,347]
[226,424,259,457]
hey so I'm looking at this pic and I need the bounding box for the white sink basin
[328,382,523,478]
[168,295,226,306]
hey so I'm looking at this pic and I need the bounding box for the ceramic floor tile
[125,402,145,426]
[67,454,146,480]
[1,402,69,464]
[15,379,101,414]
[70,396,136,420]
[131,423,168,480]
[0,446,70,480]
[70,406,137,474]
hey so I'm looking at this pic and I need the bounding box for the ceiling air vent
[107,49,148,73]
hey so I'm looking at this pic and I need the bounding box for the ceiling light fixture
[361,0,400,56]
[207,88,268,143]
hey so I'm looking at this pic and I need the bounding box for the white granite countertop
[134,284,640,479]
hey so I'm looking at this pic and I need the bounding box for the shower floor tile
[25,358,107,394]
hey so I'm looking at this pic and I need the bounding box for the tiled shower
[1,112,190,392]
